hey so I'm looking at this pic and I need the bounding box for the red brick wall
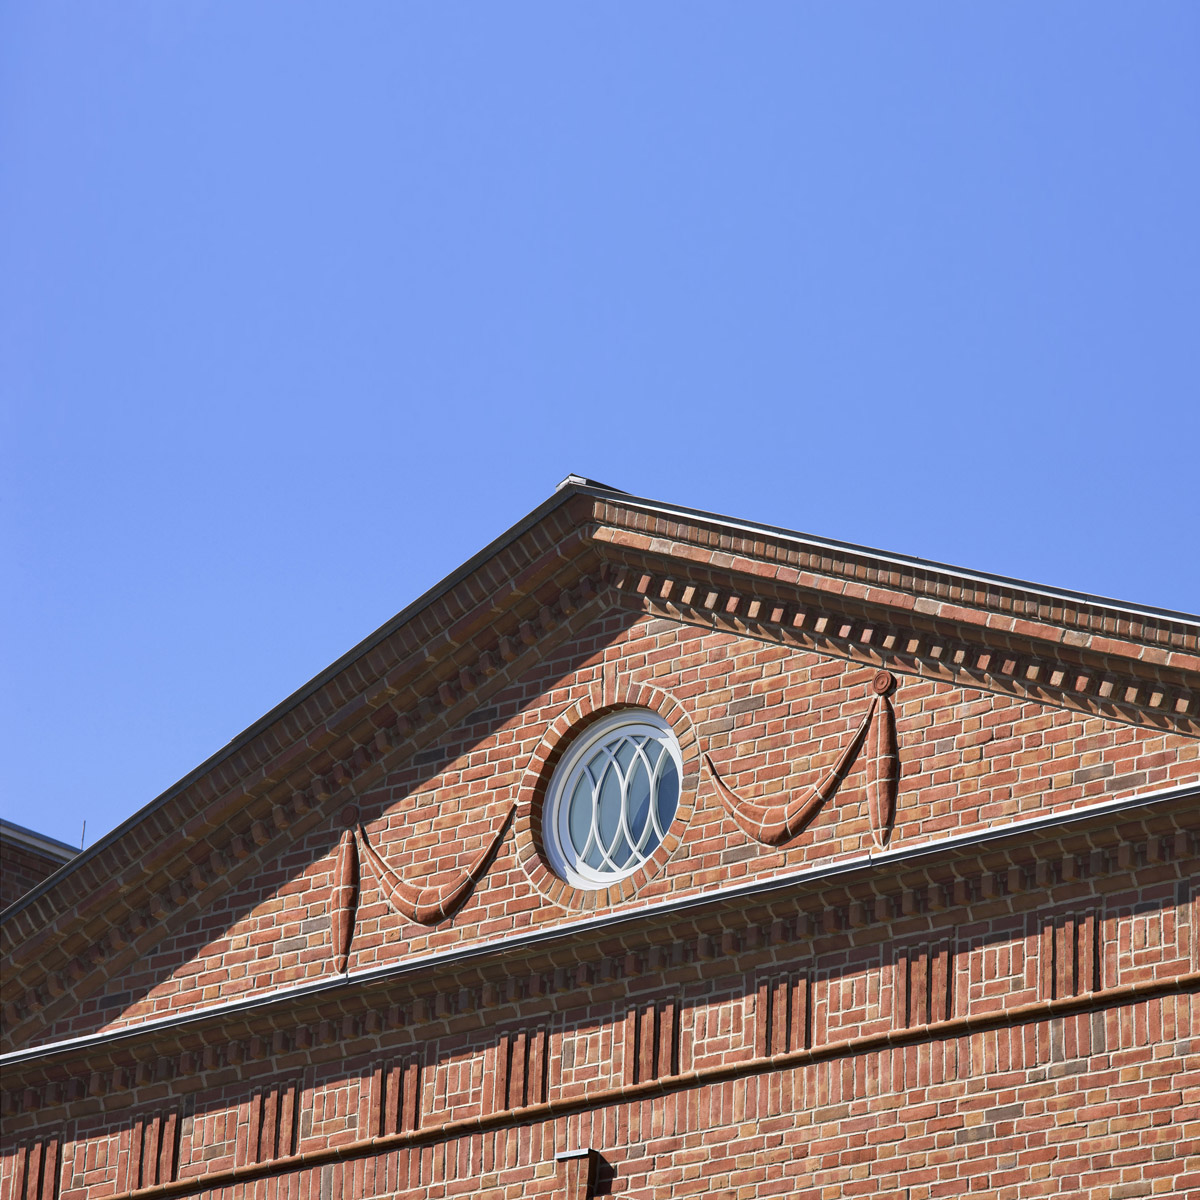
[3,589,1198,1199]
[1,841,72,911]
[3,850,1197,1198]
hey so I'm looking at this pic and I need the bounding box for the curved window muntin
[545,709,682,889]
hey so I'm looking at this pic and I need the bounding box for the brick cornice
[589,513,1199,735]
[586,492,1198,659]
[2,783,1194,1099]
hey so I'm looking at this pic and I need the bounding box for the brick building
[0,823,76,912]
[2,478,1198,1199]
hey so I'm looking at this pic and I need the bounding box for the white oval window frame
[543,709,684,890]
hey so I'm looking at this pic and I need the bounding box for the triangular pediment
[4,483,1197,1057]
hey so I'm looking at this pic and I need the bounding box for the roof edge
[579,484,1199,628]
[0,820,79,863]
[2,484,585,925]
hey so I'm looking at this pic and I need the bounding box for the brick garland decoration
[864,668,899,847]
[330,830,358,974]
[705,671,898,847]
[355,803,514,927]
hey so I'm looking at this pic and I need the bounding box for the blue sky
[2,4,1197,850]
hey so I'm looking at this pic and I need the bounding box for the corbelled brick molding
[602,543,1198,733]
[3,788,1195,1107]
[3,482,1199,1200]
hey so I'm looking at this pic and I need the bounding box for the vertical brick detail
[624,1000,679,1085]
[895,941,954,1027]
[558,1149,599,1200]
[10,1135,60,1200]
[247,1080,299,1164]
[1042,912,1101,1000]
[756,972,811,1056]
[489,1028,548,1111]
[378,1058,422,1132]
[1188,879,1200,972]
[126,1110,179,1189]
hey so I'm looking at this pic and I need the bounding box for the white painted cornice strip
[3,779,1196,1069]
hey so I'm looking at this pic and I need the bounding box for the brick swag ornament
[705,670,900,848]
[329,827,359,973]
[329,805,515,971]
[358,804,513,926]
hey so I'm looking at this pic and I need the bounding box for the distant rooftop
[1,818,79,861]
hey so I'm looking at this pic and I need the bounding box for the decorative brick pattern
[894,939,955,1026]
[754,972,810,1056]
[1039,911,1100,1000]
[488,1028,547,1112]
[376,1058,421,1134]
[622,1000,678,1085]
[3,1134,61,1200]
[245,1081,296,1164]
[122,1111,179,1190]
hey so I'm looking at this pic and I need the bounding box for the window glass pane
[595,759,622,851]
[567,776,592,855]
[626,756,652,847]
[655,760,680,833]
[609,830,634,867]
[614,737,637,773]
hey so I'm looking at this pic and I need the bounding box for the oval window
[544,710,682,889]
